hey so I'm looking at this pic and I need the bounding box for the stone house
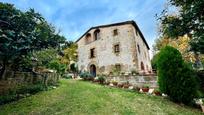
[76,21,151,76]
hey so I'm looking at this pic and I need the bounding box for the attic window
[85,33,91,44]
[136,31,138,36]
[113,29,118,36]
[94,29,100,40]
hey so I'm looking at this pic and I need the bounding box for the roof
[75,20,150,50]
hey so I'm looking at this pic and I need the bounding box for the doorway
[90,64,96,77]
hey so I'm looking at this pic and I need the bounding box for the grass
[0,79,202,115]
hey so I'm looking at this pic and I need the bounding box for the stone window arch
[94,29,100,40]
[85,33,91,44]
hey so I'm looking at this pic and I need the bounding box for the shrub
[0,84,46,105]
[157,46,198,104]
[62,74,72,79]
[151,53,159,71]
[79,72,94,81]
[98,76,106,84]
[131,69,138,75]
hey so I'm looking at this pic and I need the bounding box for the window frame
[94,29,100,41]
[90,48,95,58]
[113,29,118,36]
[114,44,120,53]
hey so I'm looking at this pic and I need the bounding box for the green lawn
[0,79,202,115]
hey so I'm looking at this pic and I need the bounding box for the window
[85,33,91,44]
[94,29,100,40]
[113,29,118,36]
[137,44,140,54]
[90,48,95,58]
[114,44,120,53]
[141,61,145,70]
[136,31,138,36]
[115,64,121,71]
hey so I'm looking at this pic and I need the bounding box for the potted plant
[112,81,118,86]
[98,76,105,84]
[123,82,130,89]
[117,83,124,88]
[153,88,161,96]
[133,86,140,92]
[142,84,149,92]
[105,81,110,85]
[131,69,138,76]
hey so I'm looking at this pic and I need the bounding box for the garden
[1,0,204,114]
[0,79,203,115]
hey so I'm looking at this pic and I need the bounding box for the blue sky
[2,0,166,51]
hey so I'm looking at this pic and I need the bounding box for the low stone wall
[0,70,60,95]
[105,75,157,88]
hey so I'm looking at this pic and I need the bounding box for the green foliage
[48,60,67,74]
[63,74,72,79]
[157,46,198,104]
[142,84,150,88]
[0,79,203,114]
[158,0,204,53]
[151,53,159,70]
[131,69,138,75]
[60,43,78,66]
[0,3,66,78]
[70,63,78,73]
[0,84,46,105]
[33,48,58,67]
[97,75,106,84]
[79,72,94,81]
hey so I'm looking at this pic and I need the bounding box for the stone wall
[77,22,152,75]
[105,75,157,88]
[0,70,60,95]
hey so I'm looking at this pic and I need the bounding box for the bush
[98,76,106,84]
[62,74,72,79]
[79,72,94,81]
[157,46,198,104]
[16,84,45,94]
[0,84,46,105]
[151,53,159,71]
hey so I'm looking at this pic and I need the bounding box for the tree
[157,46,198,104]
[153,35,204,62]
[0,3,66,79]
[151,53,159,71]
[60,43,78,66]
[158,0,204,54]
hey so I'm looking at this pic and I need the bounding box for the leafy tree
[151,53,159,71]
[60,43,77,66]
[48,60,67,74]
[0,3,66,79]
[157,46,198,104]
[158,0,204,54]
[153,35,204,62]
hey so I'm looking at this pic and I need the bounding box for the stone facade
[76,21,151,75]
